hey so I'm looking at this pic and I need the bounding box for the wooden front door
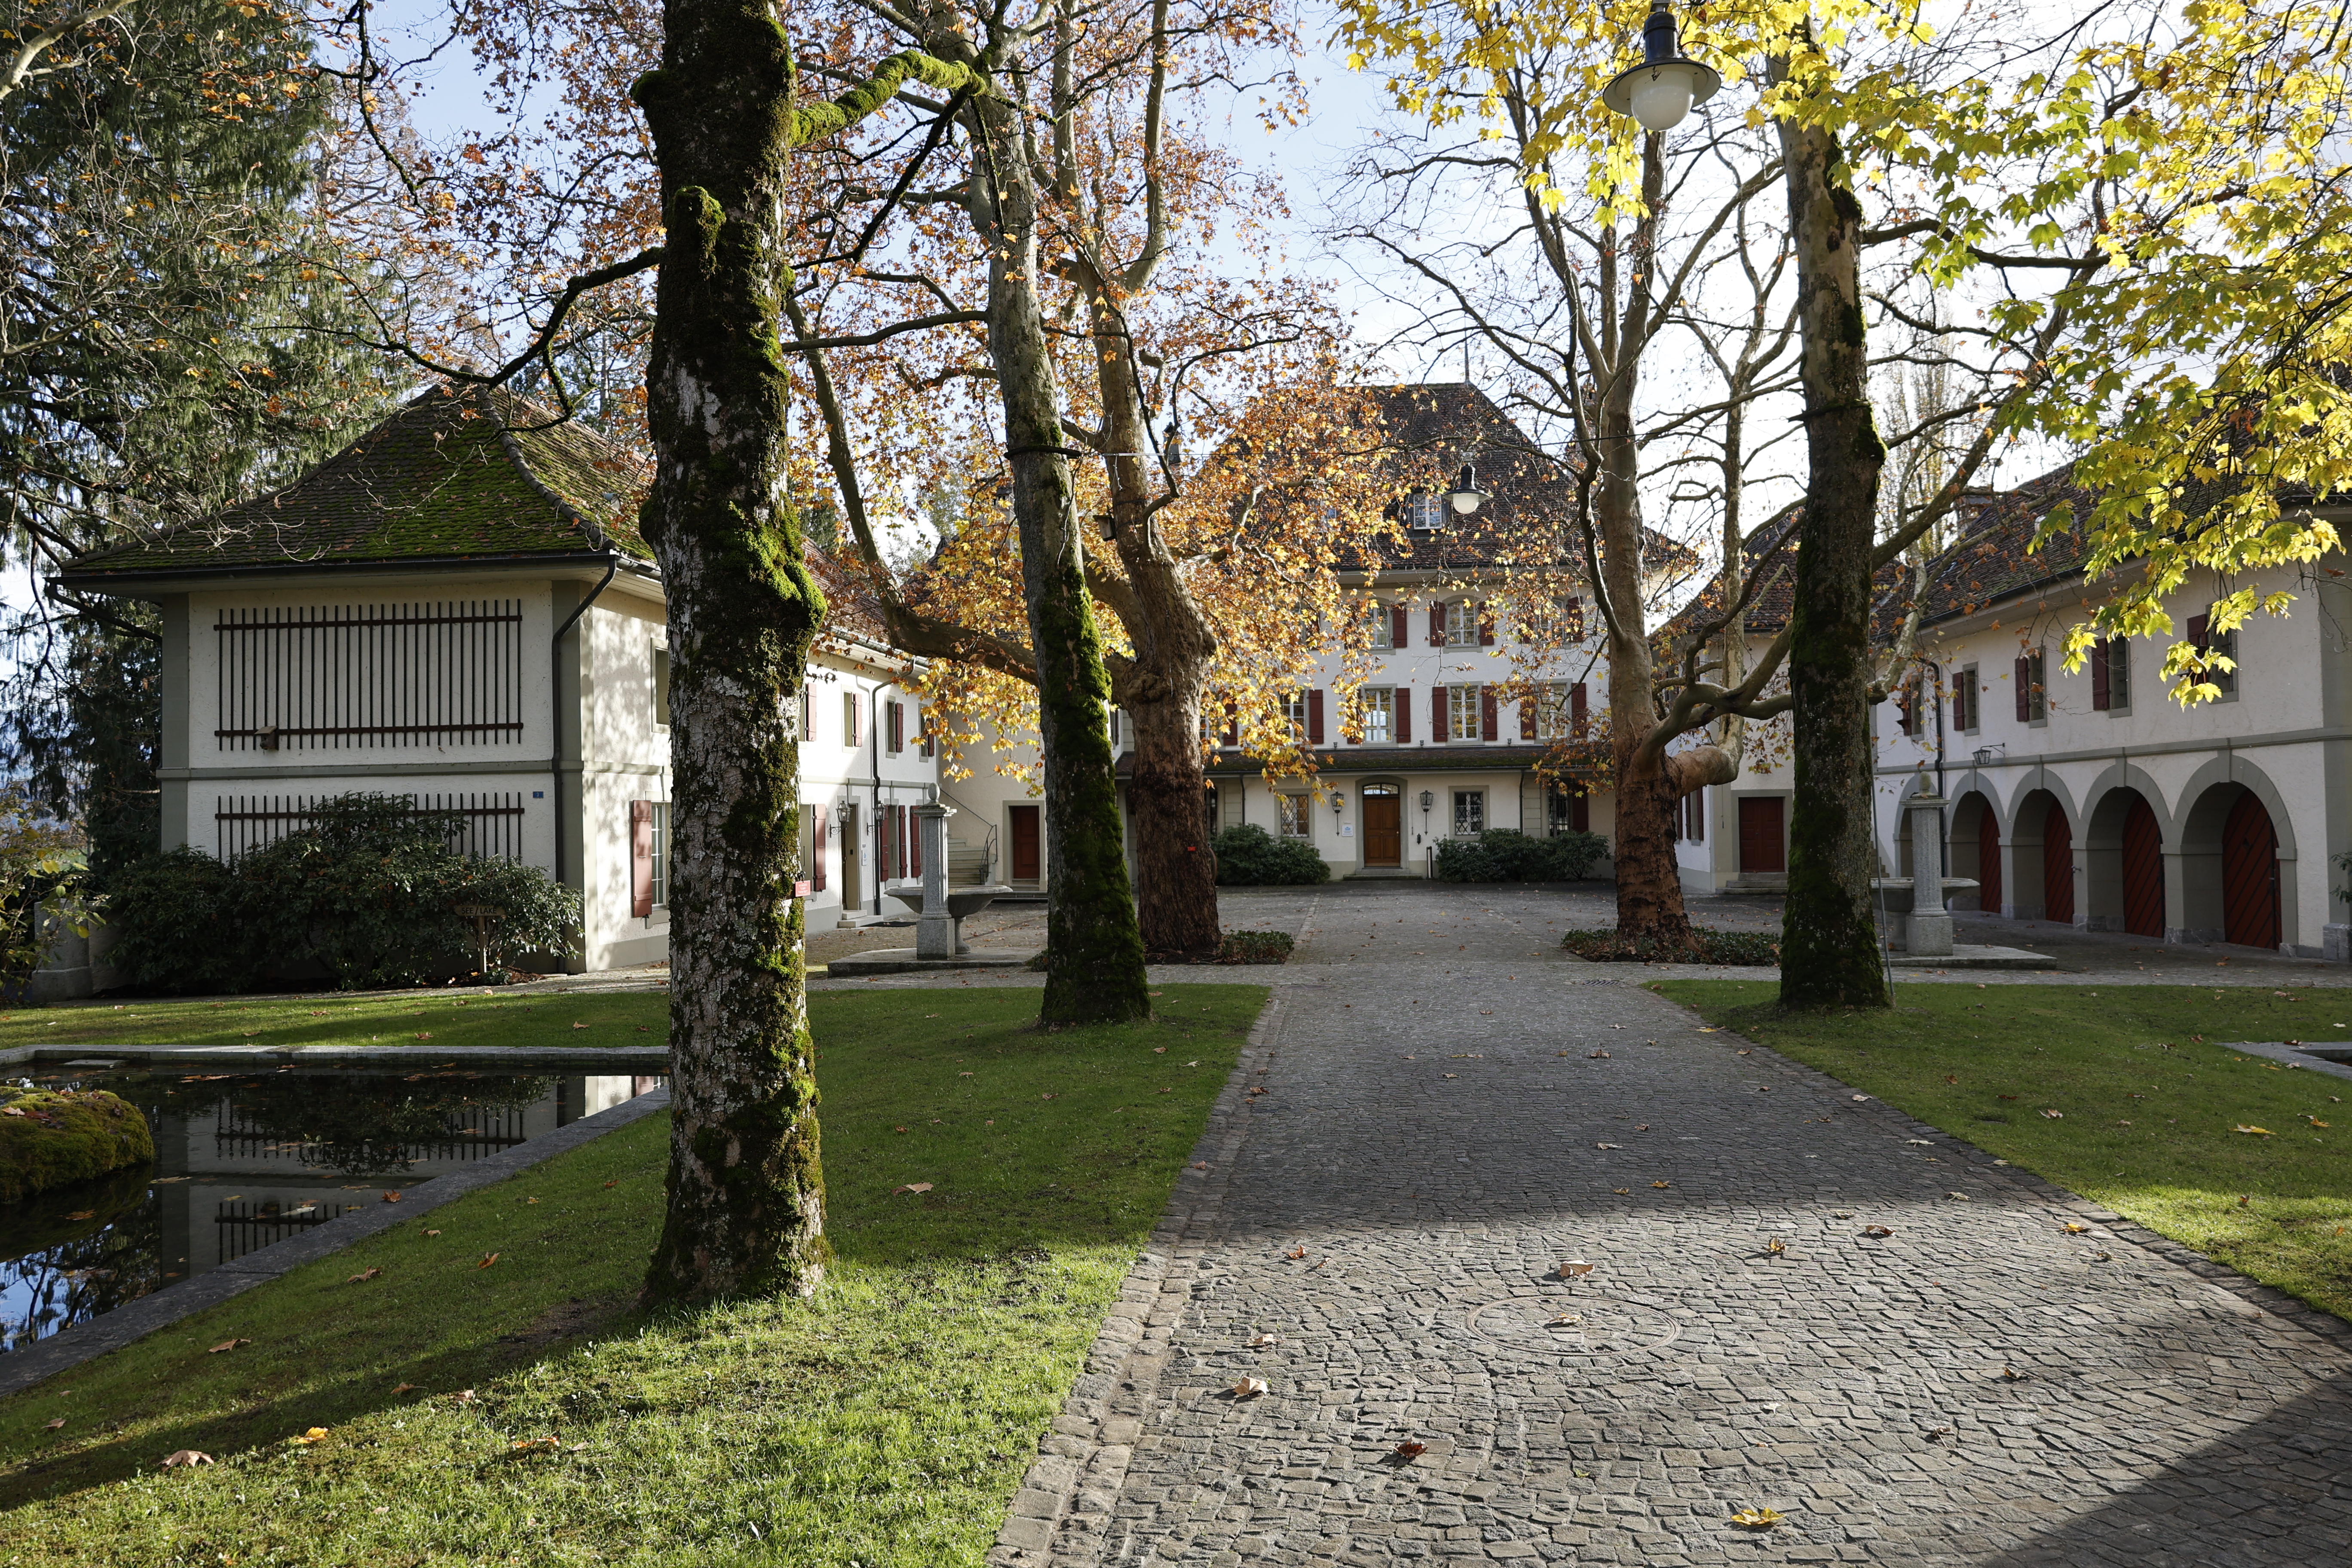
[2042,805,2073,925]
[1008,805,1041,882]
[1363,789,1402,866]
[1976,801,2002,913]
[2222,790,2280,950]
[1737,796,1785,874]
[2122,794,2164,937]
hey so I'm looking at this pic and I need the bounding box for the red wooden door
[1738,796,1785,874]
[2222,791,2280,950]
[1976,802,2002,914]
[1363,790,1402,865]
[1008,805,1041,882]
[2042,805,2073,925]
[2121,795,2164,937]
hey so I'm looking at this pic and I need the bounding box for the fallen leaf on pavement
[1862,1225,1894,1238]
[891,1182,934,1195]
[1946,1191,1970,1201]
[159,1450,212,1468]
[1651,1180,1671,1188]
[1556,1258,1595,1279]
[1612,1188,1629,1195]
[1850,1094,1869,1102]
[1764,1237,1785,1255]
[1907,1139,1932,1146]
[1548,1312,1581,1326]
[1285,1246,1306,1260]
[380,1191,402,1203]
[1231,1378,1268,1398]
[1393,1441,1426,1458]
[1595,1142,1622,1150]
[207,1339,250,1354]
[1249,1334,1278,1347]
[2061,1223,2091,1234]
[1588,1050,1610,1059]
[1730,1506,1785,1529]
[346,1268,382,1284]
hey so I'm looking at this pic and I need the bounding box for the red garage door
[2122,796,2164,938]
[2042,805,2073,925]
[2222,792,2280,950]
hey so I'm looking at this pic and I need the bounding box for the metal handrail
[936,787,1000,882]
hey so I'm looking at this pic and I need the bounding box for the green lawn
[0,985,1266,1567]
[1653,979,2352,1320]
[0,991,670,1053]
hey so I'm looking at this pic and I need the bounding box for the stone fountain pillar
[1905,787,1954,958]
[914,801,955,960]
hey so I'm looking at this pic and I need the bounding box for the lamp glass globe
[1629,68,1696,132]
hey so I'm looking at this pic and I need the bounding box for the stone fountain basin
[885,885,1009,920]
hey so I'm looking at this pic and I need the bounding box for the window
[653,645,671,726]
[1361,686,1395,744]
[1682,787,1706,842]
[1451,789,1485,836]
[1445,600,1478,648]
[1369,602,1394,649]
[885,700,904,755]
[2014,647,2047,724]
[1277,794,1312,839]
[1448,683,1482,742]
[1952,668,1977,733]
[1285,691,1309,736]
[1897,679,1921,737]
[650,802,671,909]
[2189,614,2238,697]
[1546,782,1589,836]
[213,599,524,752]
[1405,493,1446,530]
[843,691,861,746]
[1531,682,1571,740]
[2092,637,2132,712]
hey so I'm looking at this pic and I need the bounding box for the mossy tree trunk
[631,15,981,1302]
[1772,49,1891,1011]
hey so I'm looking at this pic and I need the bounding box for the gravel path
[988,885,2352,1568]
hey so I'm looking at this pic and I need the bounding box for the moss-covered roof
[59,384,651,581]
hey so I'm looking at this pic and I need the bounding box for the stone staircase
[947,837,994,888]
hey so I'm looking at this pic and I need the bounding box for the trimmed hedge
[1433,828,1611,883]
[0,1087,155,1204]
[1211,824,1330,886]
[1559,927,1781,965]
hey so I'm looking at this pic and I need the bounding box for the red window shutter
[1481,686,1498,741]
[1307,689,1325,745]
[2092,640,2110,710]
[2015,656,2031,721]
[877,808,892,882]
[1429,603,1446,646]
[1390,604,1408,648]
[1396,686,1412,742]
[910,807,922,879]
[1571,787,1590,833]
[889,701,904,754]
[1223,701,1238,746]
[1520,694,1537,740]
[1571,682,1588,735]
[919,711,934,759]
[809,805,827,892]
[630,800,654,918]
[1432,685,1449,742]
[1565,596,1584,640]
[1478,603,1495,646]
[898,805,911,879]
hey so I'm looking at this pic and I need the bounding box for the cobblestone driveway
[998,887,2352,1568]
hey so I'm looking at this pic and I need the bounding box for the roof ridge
[483,386,610,554]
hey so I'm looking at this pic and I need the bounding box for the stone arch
[2172,753,2298,951]
[2082,764,2172,936]
[1947,788,2001,912]
[2006,785,2079,925]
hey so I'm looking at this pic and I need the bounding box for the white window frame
[1444,600,1478,648]
[650,801,672,911]
[1368,601,1394,649]
[843,690,861,747]
[1449,683,1482,742]
[1285,691,1309,738]
[1277,793,1313,840]
[1406,493,1446,530]
[1361,686,1395,744]
[1451,788,1486,836]
[1534,680,1572,740]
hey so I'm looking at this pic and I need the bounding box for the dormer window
[1405,492,1446,531]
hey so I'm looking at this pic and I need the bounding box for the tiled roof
[1917,464,2095,624]
[1176,744,1589,776]
[58,384,651,581]
[1338,383,1691,576]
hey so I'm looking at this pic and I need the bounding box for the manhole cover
[1464,1293,1683,1358]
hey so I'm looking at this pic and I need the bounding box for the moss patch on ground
[0,1089,156,1204]
[0,991,668,1054]
[1652,979,2352,1321]
[0,985,1262,1567]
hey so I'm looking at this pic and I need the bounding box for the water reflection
[1,1068,660,1352]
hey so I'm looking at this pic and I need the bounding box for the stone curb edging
[1643,992,2352,1354]
[1,1044,671,1071]
[0,1086,674,1399]
[987,991,1289,1568]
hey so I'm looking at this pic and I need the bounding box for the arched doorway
[1947,790,1999,912]
[2122,796,2164,937]
[2222,792,2281,949]
[2042,802,2074,925]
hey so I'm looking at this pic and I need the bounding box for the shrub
[0,785,93,993]
[105,846,248,992]
[1433,828,1611,883]
[107,793,581,993]
[1211,824,1330,886]
[1559,927,1780,965]
[1217,930,1295,964]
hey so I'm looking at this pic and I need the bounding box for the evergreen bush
[1210,824,1331,886]
[1433,828,1611,882]
[106,793,580,993]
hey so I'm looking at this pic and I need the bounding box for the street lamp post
[1598,0,1894,1008]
